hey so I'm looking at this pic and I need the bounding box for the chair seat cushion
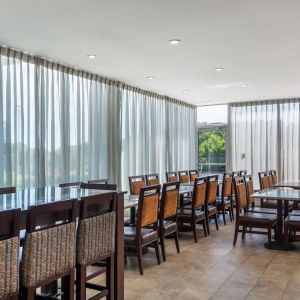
[124,227,157,245]
[177,208,205,221]
[250,207,277,214]
[207,205,217,215]
[291,209,300,216]
[285,215,300,227]
[161,220,177,234]
[239,212,277,225]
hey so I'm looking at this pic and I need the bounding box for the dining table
[275,180,300,189]
[0,186,125,300]
[251,187,300,250]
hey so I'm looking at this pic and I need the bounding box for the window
[197,105,228,174]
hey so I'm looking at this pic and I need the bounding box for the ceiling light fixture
[241,83,248,87]
[146,76,155,80]
[169,39,181,45]
[215,68,224,72]
[87,54,97,59]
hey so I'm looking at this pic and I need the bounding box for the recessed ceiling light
[258,95,265,98]
[182,90,189,93]
[241,84,248,87]
[169,39,181,45]
[87,54,97,59]
[215,68,224,72]
[146,76,155,80]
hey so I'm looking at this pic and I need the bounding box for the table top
[0,186,117,212]
[275,180,300,189]
[251,187,300,201]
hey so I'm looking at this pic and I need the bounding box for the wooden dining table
[0,186,125,300]
[251,187,300,250]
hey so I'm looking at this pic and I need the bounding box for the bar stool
[76,192,117,299]
[20,200,77,299]
[0,208,20,300]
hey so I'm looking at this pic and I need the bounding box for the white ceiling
[1,0,300,106]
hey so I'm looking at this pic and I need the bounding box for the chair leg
[231,204,235,220]
[233,223,239,246]
[20,286,35,300]
[214,214,219,230]
[62,269,75,300]
[222,206,226,225]
[284,223,289,251]
[160,233,167,262]
[76,264,86,300]
[229,206,233,221]
[106,256,114,300]
[242,226,246,239]
[267,228,272,246]
[174,230,180,253]
[202,221,207,237]
[137,243,144,275]
[154,239,161,265]
[206,214,210,235]
[192,221,198,243]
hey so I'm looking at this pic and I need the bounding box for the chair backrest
[0,186,16,195]
[21,200,77,288]
[137,185,161,230]
[59,181,83,188]
[222,173,232,198]
[239,170,247,176]
[258,171,269,189]
[244,175,255,207]
[166,171,178,183]
[77,192,117,265]
[160,182,180,220]
[80,183,117,191]
[192,176,207,209]
[267,171,274,188]
[234,176,248,213]
[232,171,240,178]
[205,175,219,205]
[129,175,145,195]
[145,173,160,186]
[270,170,278,185]
[88,179,109,184]
[0,208,20,299]
[189,170,199,182]
[178,171,190,183]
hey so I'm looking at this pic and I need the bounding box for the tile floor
[87,218,300,299]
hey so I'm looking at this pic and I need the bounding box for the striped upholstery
[0,237,19,298]
[21,222,76,287]
[77,212,116,265]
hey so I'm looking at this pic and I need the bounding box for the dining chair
[216,172,233,225]
[177,177,207,242]
[231,171,240,201]
[166,171,178,183]
[0,186,16,194]
[205,175,219,235]
[178,171,190,183]
[20,200,77,299]
[124,185,161,275]
[189,170,199,182]
[0,208,20,300]
[145,173,160,186]
[244,175,276,214]
[129,175,146,195]
[59,181,83,188]
[269,170,278,185]
[284,214,300,250]
[76,192,117,300]
[87,179,109,184]
[159,181,180,261]
[233,177,277,246]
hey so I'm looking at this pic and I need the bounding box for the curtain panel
[0,47,197,189]
[229,100,300,186]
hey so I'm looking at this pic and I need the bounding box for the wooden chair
[159,182,180,261]
[178,171,190,183]
[166,171,178,183]
[145,173,160,186]
[205,175,219,235]
[0,208,20,300]
[258,171,275,208]
[20,200,77,299]
[124,185,161,275]
[231,171,239,201]
[80,183,117,190]
[216,173,233,225]
[76,192,117,300]
[239,170,247,176]
[244,175,276,214]
[270,170,278,185]
[59,181,83,188]
[0,186,16,194]
[284,215,300,250]
[88,179,108,184]
[233,177,277,246]
[177,177,207,242]
[189,170,199,182]
[129,175,145,195]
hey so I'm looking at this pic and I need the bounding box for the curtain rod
[0,46,196,109]
[229,98,300,107]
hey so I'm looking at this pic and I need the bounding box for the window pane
[197,105,228,125]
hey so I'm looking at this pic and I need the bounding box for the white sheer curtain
[230,100,300,186]
[120,88,197,190]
